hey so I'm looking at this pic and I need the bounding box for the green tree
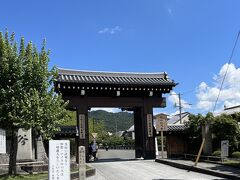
[185,112,214,154]
[212,114,240,152]
[185,113,203,139]
[185,112,214,138]
[0,31,69,175]
[88,118,108,144]
[89,110,133,133]
[104,135,124,147]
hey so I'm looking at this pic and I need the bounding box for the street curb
[155,159,239,180]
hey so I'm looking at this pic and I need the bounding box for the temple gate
[54,68,176,162]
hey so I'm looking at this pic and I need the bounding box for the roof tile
[56,68,176,86]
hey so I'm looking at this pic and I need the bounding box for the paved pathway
[95,149,135,161]
[87,149,223,180]
[88,160,223,180]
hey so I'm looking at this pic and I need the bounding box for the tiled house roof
[168,112,190,124]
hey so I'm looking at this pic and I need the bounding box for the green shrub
[231,151,240,158]
[212,150,221,157]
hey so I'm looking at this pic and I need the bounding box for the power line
[212,31,240,113]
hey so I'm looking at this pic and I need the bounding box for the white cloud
[196,63,240,112]
[98,28,109,34]
[168,91,191,109]
[90,108,121,113]
[98,26,121,35]
[153,108,168,116]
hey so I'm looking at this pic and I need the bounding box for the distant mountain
[89,110,134,133]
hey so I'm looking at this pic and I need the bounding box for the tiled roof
[56,68,176,86]
[125,124,186,133]
[168,112,190,124]
[214,105,240,116]
[167,124,186,131]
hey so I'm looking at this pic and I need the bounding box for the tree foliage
[88,118,108,143]
[185,112,240,153]
[0,31,69,137]
[89,110,133,133]
[88,117,134,147]
[0,31,69,174]
[212,114,240,152]
[185,113,203,139]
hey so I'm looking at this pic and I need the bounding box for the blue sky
[1,0,240,115]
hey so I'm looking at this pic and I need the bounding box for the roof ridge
[57,67,166,76]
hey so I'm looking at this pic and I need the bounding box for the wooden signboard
[147,114,153,137]
[79,114,86,139]
[156,114,168,132]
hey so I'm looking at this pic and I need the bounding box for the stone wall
[0,153,9,164]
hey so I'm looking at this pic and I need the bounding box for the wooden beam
[63,96,166,108]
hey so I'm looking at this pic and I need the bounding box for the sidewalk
[155,158,240,180]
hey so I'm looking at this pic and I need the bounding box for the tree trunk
[8,128,18,175]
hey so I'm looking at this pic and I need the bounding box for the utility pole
[178,93,182,124]
[171,93,183,124]
[171,93,191,124]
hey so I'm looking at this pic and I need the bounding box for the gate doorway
[88,108,135,162]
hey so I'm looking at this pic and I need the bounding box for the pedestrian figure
[91,141,98,161]
[105,144,109,151]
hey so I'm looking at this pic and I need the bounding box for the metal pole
[155,137,159,156]
[178,93,182,124]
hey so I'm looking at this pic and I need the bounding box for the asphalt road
[87,149,223,180]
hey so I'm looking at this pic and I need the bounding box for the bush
[212,150,221,157]
[231,151,240,158]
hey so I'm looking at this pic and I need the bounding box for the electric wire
[212,31,240,113]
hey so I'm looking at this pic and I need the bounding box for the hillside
[89,110,134,133]
[63,110,134,133]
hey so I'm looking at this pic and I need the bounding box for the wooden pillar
[134,101,155,159]
[134,108,144,158]
[76,104,89,163]
[143,101,155,159]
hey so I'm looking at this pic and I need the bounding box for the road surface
[87,149,222,180]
